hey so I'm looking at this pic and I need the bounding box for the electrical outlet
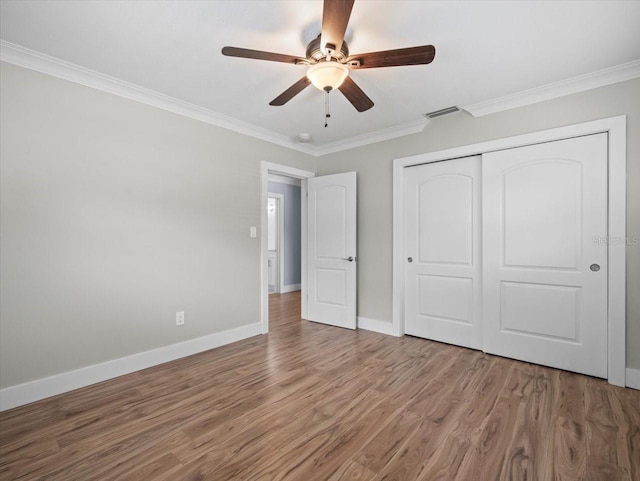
[176,311,185,326]
[250,226,257,238]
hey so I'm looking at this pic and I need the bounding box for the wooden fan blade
[338,76,374,112]
[269,77,312,106]
[347,45,436,69]
[321,0,354,55]
[222,46,306,65]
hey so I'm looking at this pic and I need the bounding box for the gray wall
[268,181,302,287]
[2,60,639,391]
[317,78,640,370]
[0,62,315,388]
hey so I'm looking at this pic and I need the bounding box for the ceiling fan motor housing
[306,35,349,63]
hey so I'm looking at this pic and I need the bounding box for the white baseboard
[626,368,640,390]
[357,317,394,336]
[0,322,262,412]
[280,284,301,294]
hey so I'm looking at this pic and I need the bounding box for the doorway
[267,194,284,294]
[260,162,314,334]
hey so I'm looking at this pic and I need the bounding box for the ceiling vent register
[425,106,460,118]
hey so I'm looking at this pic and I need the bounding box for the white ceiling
[1,1,639,153]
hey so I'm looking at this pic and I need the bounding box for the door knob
[407,257,413,263]
[590,264,600,272]
[342,256,354,262]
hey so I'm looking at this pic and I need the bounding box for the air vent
[425,106,460,119]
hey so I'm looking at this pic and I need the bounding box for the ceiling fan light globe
[306,62,349,92]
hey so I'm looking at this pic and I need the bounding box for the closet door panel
[404,156,482,349]
[482,133,608,378]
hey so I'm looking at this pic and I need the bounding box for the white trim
[276,195,285,294]
[606,116,627,386]
[261,162,315,334]
[0,322,262,412]
[313,118,430,156]
[300,180,309,320]
[392,116,627,386]
[269,174,302,187]
[357,317,395,336]
[392,154,406,338]
[463,60,640,117]
[280,284,302,294]
[0,40,314,156]
[626,368,640,390]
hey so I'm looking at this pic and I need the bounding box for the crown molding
[312,117,429,156]
[0,40,317,156]
[463,59,640,117]
[0,40,431,157]
[4,40,635,156]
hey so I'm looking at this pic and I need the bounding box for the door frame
[261,161,315,334]
[266,193,285,293]
[392,115,627,386]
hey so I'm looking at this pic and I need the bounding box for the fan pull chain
[324,91,331,128]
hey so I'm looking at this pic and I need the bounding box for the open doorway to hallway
[267,174,302,320]
[260,161,314,334]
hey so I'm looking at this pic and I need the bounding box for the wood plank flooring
[1,291,638,480]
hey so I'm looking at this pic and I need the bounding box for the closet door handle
[342,256,354,262]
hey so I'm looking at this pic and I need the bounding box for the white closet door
[482,134,608,378]
[404,156,482,349]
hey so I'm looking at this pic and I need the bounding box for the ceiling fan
[221,0,436,113]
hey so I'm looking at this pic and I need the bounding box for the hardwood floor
[1,291,638,480]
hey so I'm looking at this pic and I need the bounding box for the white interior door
[267,251,278,292]
[267,196,281,293]
[404,156,482,349]
[483,133,608,378]
[307,172,357,329]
